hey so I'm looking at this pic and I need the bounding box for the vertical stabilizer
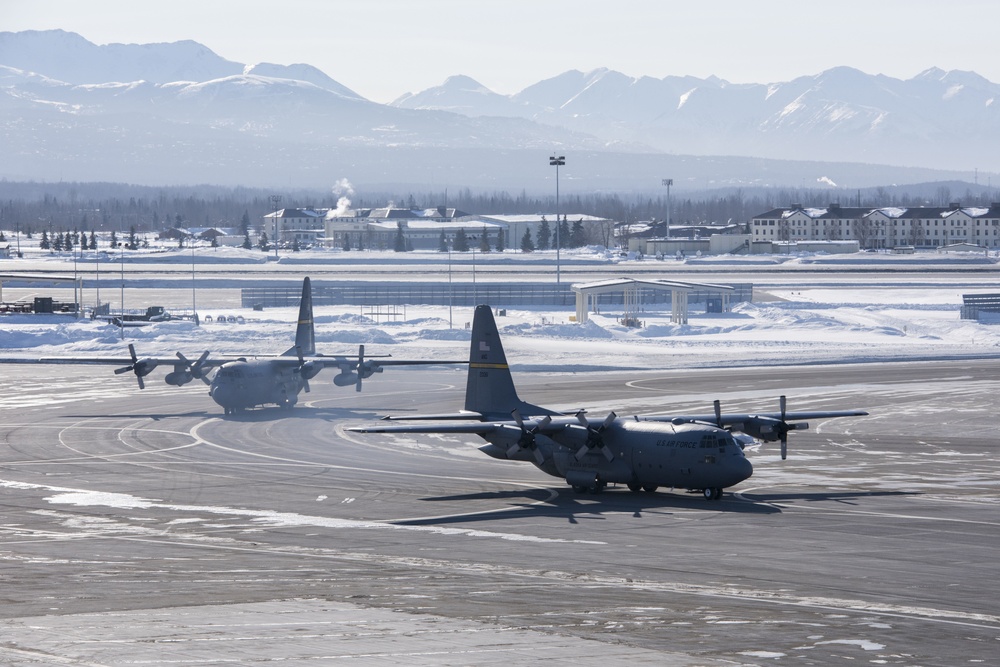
[465,305,554,418]
[283,277,315,356]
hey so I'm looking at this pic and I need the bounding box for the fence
[242,281,754,309]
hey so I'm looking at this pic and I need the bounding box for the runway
[0,360,997,665]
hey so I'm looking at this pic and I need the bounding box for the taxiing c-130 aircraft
[0,277,465,415]
[349,304,868,499]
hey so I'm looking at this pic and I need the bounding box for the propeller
[176,350,212,384]
[714,399,723,428]
[354,345,383,392]
[294,346,311,393]
[356,344,365,393]
[742,395,808,459]
[114,343,155,389]
[574,411,617,461]
[779,395,788,460]
[506,409,551,465]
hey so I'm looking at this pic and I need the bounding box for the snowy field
[2,243,999,369]
[0,284,996,371]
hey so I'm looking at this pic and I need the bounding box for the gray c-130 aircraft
[0,277,465,415]
[349,304,868,499]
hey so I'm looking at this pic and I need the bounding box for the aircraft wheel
[704,487,723,501]
[627,482,642,492]
[592,481,606,494]
[714,488,724,500]
[642,485,658,493]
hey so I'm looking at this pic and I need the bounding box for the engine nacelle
[164,370,193,386]
[135,360,158,377]
[299,360,322,381]
[358,363,383,380]
[333,372,359,387]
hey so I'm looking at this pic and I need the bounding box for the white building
[751,203,1000,249]
[262,208,325,246]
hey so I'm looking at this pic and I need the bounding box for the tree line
[1,180,995,239]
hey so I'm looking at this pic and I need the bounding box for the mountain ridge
[0,30,995,190]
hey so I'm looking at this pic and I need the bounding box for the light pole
[549,155,565,283]
[269,194,282,259]
[662,178,673,234]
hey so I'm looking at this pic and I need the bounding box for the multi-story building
[751,203,1000,249]
[262,208,324,246]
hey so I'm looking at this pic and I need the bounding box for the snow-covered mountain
[395,66,1000,172]
[0,30,994,190]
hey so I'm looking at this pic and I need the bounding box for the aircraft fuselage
[480,419,753,494]
[209,360,303,414]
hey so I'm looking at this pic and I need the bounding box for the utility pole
[549,155,565,283]
[270,194,282,259]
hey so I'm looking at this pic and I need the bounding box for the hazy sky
[4,0,998,103]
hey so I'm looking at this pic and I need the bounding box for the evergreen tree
[342,234,351,251]
[570,219,586,248]
[393,222,407,252]
[240,210,251,236]
[52,232,63,251]
[39,230,50,250]
[292,237,300,252]
[110,230,118,248]
[479,230,490,252]
[258,231,269,251]
[558,216,570,251]
[536,218,551,250]
[88,231,97,250]
[494,229,505,252]
[64,231,74,251]
[128,225,138,250]
[437,229,448,252]
[79,231,87,248]
[520,228,535,253]
[178,235,185,248]
[453,228,469,252]
[242,231,252,249]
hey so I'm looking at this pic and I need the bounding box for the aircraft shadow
[218,406,394,422]
[736,490,916,505]
[396,486,782,526]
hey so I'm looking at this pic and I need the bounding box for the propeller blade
[356,345,365,392]
[714,399,722,428]
[575,444,590,461]
[113,366,131,375]
[780,395,787,420]
[136,374,145,390]
[601,444,615,462]
[780,435,788,460]
[533,447,546,466]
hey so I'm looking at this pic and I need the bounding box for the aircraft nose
[210,383,234,408]
[736,457,753,483]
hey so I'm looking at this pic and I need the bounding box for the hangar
[571,278,734,325]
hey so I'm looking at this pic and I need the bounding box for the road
[0,360,997,665]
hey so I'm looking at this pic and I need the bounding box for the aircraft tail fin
[283,277,315,357]
[465,305,555,418]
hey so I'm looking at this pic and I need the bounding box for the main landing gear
[702,487,724,501]
[571,481,607,494]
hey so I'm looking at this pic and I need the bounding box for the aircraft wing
[647,409,869,425]
[0,355,184,366]
[348,422,501,435]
